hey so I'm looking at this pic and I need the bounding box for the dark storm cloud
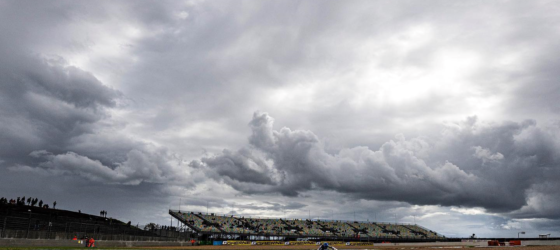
[0,49,185,187]
[198,112,560,216]
[0,52,118,165]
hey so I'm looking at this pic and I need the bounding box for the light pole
[518,231,525,238]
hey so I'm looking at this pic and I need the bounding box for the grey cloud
[0,46,187,191]
[199,148,274,185]
[10,148,184,186]
[472,146,504,163]
[200,112,560,217]
[0,52,119,166]
[2,0,560,237]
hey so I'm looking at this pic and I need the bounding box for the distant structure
[170,210,445,242]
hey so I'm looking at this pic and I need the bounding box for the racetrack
[142,245,560,250]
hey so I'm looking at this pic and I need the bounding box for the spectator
[87,237,95,248]
[27,197,31,205]
[53,201,57,209]
[38,200,43,208]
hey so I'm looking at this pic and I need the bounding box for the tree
[144,223,157,231]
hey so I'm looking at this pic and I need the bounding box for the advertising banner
[253,241,285,246]
[321,241,345,245]
[345,242,375,246]
[223,240,252,245]
[288,241,316,245]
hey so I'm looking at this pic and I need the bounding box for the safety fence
[0,215,191,241]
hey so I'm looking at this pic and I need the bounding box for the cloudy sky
[1,0,560,238]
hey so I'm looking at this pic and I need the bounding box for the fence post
[1,217,6,238]
[26,214,32,239]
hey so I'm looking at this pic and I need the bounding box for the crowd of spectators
[172,210,444,239]
[0,196,56,209]
[1,196,113,219]
[144,223,178,232]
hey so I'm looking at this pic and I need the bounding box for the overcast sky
[1,0,560,238]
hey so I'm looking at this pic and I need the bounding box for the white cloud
[451,207,489,215]
[472,146,504,163]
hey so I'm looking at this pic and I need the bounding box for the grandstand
[170,210,445,242]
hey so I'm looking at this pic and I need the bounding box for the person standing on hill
[38,200,43,208]
[53,201,56,209]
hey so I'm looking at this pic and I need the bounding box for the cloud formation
[199,112,560,216]
[0,52,119,166]
[2,0,560,237]
[12,149,180,185]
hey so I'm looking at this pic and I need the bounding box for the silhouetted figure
[27,197,31,205]
[53,201,56,209]
[38,200,43,207]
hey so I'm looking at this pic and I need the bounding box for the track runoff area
[139,245,560,250]
[97,242,560,250]
[3,243,560,249]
